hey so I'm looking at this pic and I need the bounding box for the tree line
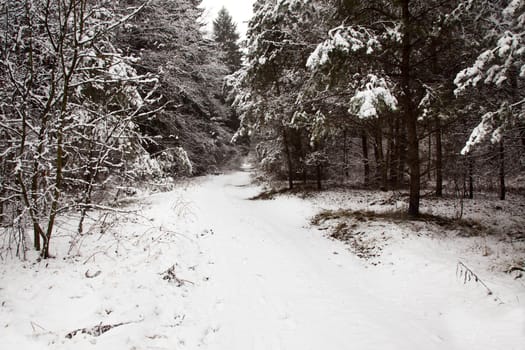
[0,0,239,258]
[227,0,525,216]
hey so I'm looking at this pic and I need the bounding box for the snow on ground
[1,167,525,349]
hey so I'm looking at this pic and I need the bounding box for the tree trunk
[427,133,432,181]
[283,128,294,190]
[343,129,349,177]
[520,122,525,151]
[388,115,398,189]
[361,132,370,187]
[435,119,443,197]
[401,0,420,216]
[316,165,322,190]
[499,140,506,200]
[397,122,407,187]
[42,0,83,256]
[297,134,307,185]
[468,157,474,199]
[374,128,388,191]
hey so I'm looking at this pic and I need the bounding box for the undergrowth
[249,185,319,200]
[311,209,492,237]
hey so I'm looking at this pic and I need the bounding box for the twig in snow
[84,269,102,279]
[82,251,115,265]
[65,321,135,339]
[161,265,194,287]
[30,321,48,333]
[456,261,503,303]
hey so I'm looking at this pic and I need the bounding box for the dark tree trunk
[316,165,322,190]
[398,122,407,187]
[297,134,307,185]
[401,0,420,216]
[283,128,294,190]
[388,115,398,189]
[374,128,388,191]
[520,122,525,151]
[468,157,474,199]
[343,129,349,177]
[427,133,432,180]
[361,132,370,187]
[499,140,506,200]
[435,119,443,197]
[303,168,307,185]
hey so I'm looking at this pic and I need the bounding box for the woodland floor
[1,164,525,349]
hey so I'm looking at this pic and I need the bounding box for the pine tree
[115,0,240,175]
[213,7,242,72]
[227,0,331,189]
[306,0,477,216]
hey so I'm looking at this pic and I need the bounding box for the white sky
[199,0,255,39]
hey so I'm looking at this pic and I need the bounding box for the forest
[1,1,524,349]
[0,0,241,258]
[229,0,525,214]
[1,0,524,258]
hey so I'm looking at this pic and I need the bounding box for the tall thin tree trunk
[435,119,443,197]
[520,122,525,150]
[316,165,322,190]
[283,128,294,190]
[401,0,420,216]
[374,129,388,191]
[468,157,474,199]
[388,115,397,189]
[24,2,43,251]
[43,0,83,256]
[499,140,506,200]
[398,123,406,187]
[297,134,307,185]
[427,133,432,180]
[343,129,349,177]
[362,132,370,187]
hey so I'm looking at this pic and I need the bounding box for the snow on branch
[454,0,525,94]
[461,111,499,154]
[78,1,152,46]
[461,99,525,154]
[306,25,381,70]
[348,75,397,119]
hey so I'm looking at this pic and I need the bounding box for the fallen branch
[65,321,130,339]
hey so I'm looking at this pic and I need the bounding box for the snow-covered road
[1,168,524,350]
[172,169,524,350]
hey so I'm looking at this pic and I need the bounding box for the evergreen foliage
[213,7,242,72]
[228,0,524,216]
[116,0,240,175]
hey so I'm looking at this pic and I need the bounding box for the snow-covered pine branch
[306,25,381,70]
[348,75,398,119]
[455,0,525,152]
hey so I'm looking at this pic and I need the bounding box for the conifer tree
[116,0,239,175]
[213,7,242,72]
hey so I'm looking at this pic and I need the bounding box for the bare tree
[0,0,157,258]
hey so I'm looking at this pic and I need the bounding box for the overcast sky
[199,0,254,38]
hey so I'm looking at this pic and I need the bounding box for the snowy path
[172,169,524,350]
[2,168,524,350]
